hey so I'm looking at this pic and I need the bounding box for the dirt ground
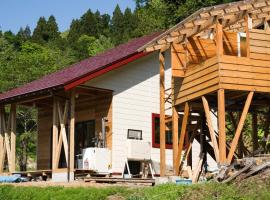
[2,180,150,188]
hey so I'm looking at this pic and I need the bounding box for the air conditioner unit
[82,147,111,174]
[126,140,151,160]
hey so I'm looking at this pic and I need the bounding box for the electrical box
[126,140,151,160]
[82,148,111,174]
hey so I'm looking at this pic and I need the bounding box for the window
[152,113,173,149]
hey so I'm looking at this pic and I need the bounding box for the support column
[10,104,16,173]
[218,89,226,165]
[69,90,75,179]
[0,106,4,173]
[52,98,58,170]
[172,77,179,175]
[159,51,166,177]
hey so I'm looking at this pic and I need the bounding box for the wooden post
[245,13,252,58]
[176,102,189,174]
[252,113,258,153]
[218,89,226,164]
[216,19,223,58]
[172,77,179,175]
[202,96,219,162]
[52,98,58,170]
[10,104,16,173]
[69,90,75,173]
[227,91,254,164]
[159,51,166,177]
[0,106,4,173]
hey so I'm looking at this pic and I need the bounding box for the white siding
[85,51,173,173]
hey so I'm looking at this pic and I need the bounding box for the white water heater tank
[82,147,111,174]
[126,140,151,160]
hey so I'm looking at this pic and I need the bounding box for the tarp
[0,175,26,183]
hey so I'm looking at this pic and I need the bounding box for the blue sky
[0,0,136,33]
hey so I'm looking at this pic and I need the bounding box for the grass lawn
[0,175,270,200]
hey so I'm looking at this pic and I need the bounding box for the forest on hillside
[0,0,239,170]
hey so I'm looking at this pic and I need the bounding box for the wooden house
[0,0,270,181]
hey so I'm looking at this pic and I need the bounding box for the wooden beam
[69,90,75,172]
[55,100,69,167]
[252,113,258,153]
[218,89,226,164]
[0,107,4,173]
[245,13,252,58]
[216,19,223,58]
[172,75,179,175]
[172,106,179,175]
[52,98,58,170]
[227,91,254,164]
[202,96,219,162]
[176,102,189,175]
[10,104,16,173]
[159,51,166,177]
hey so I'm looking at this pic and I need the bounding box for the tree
[80,9,98,37]
[16,26,31,45]
[46,15,61,41]
[111,5,125,45]
[88,35,114,56]
[32,17,48,43]
[67,19,82,44]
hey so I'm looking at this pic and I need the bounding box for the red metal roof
[0,32,162,103]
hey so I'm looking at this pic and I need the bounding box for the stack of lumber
[215,157,270,183]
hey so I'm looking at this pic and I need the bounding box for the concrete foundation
[52,172,74,182]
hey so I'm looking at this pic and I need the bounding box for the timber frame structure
[140,0,270,176]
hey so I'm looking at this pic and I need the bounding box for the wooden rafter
[139,0,270,52]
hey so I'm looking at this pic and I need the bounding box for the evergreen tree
[17,26,31,43]
[80,9,98,37]
[123,8,138,41]
[32,17,48,43]
[46,15,60,41]
[111,5,125,45]
[67,19,82,44]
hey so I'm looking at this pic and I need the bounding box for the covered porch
[0,85,112,181]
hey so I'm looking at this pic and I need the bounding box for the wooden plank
[218,89,226,164]
[185,56,218,76]
[227,92,254,164]
[176,85,219,105]
[249,32,270,41]
[250,52,270,61]
[10,104,16,173]
[69,90,75,172]
[180,70,219,91]
[192,153,204,183]
[176,77,220,99]
[220,70,270,80]
[220,83,270,93]
[220,63,270,74]
[220,77,270,87]
[220,55,270,67]
[250,46,270,54]
[182,64,219,85]
[202,96,219,162]
[159,51,166,177]
[176,102,189,175]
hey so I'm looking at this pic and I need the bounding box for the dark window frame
[152,113,173,149]
[127,129,143,140]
